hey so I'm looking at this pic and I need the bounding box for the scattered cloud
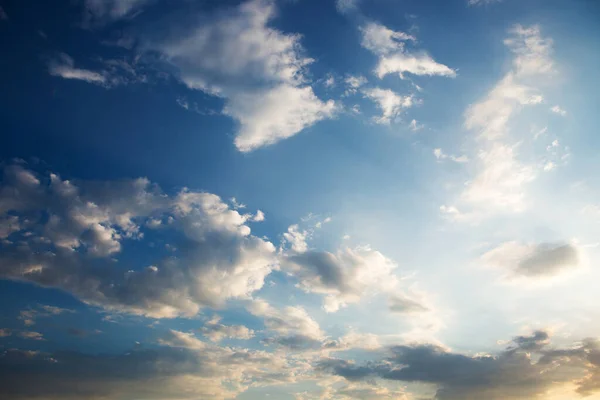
[551,105,567,116]
[362,87,413,124]
[433,148,469,163]
[200,316,254,342]
[18,331,45,341]
[360,21,455,79]
[481,241,581,279]
[468,0,503,6]
[19,304,75,326]
[83,0,152,25]
[336,0,359,14]
[0,328,11,337]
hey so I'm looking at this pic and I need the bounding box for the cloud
[551,105,567,116]
[152,0,335,151]
[247,298,325,349]
[282,246,399,312]
[226,84,336,152]
[19,304,75,326]
[48,53,107,85]
[468,0,502,5]
[0,339,298,400]
[362,87,413,124]
[0,328,11,337]
[336,0,359,14]
[0,163,276,318]
[389,294,429,314]
[409,119,424,131]
[360,22,455,79]
[83,0,152,24]
[319,332,600,400]
[200,316,255,342]
[481,241,581,278]
[433,148,469,163]
[0,6,8,20]
[18,331,45,341]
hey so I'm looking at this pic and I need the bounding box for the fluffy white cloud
[283,246,399,312]
[153,0,335,151]
[201,316,255,342]
[226,84,336,152]
[0,163,276,318]
[360,22,455,79]
[481,241,581,279]
[362,87,413,124]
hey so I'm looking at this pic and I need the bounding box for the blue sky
[1,0,600,399]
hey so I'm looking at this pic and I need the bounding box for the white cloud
[154,0,335,152]
[468,0,502,5]
[409,119,424,131]
[360,21,455,79]
[227,84,336,152]
[0,163,277,318]
[282,246,399,312]
[433,148,469,163]
[201,316,254,342]
[551,105,567,116]
[362,87,413,124]
[481,241,581,279]
[345,75,367,89]
[48,53,107,85]
[18,331,45,341]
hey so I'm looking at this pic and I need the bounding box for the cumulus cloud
[152,0,335,151]
[0,163,276,318]
[481,241,581,278]
[282,246,399,312]
[360,21,455,79]
[201,316,255,342]
[362,88,414,124]
[319,332,600,400]
[247,298,325,350]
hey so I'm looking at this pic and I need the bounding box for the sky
[1,0,600,399]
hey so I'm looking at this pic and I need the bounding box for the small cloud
[409,119,424,132]
[253,210,265,222]
[19,331,45,341]
[0,328,11,337]
[550,105,567,116]
[323,74,335,88]
[48,53,107,85]
[336,0,359,14]
[0,6,8,20]
[433,148,469,163]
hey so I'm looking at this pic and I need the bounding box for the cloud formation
[481,241,581,278]
[0,162,276,318]
[153,0,335,151]
[360,21,455,79]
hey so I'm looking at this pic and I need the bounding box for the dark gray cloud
[319,332,600,400]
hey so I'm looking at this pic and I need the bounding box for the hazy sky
[1,0,600,399]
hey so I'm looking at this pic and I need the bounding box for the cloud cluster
[319,331,600,400]
[201,316,255,342]
[360,21,455,79]
[442,26,555,220]
[0,162,276,318]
